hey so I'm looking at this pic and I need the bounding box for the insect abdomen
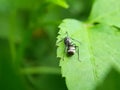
[67,46,76,56]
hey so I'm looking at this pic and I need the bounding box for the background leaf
[89,0,120,27]
[48,0,69,8]
[96,68,120,90]
[57,19,120,90]
[0,39,26,90]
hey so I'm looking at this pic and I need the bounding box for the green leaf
[47,0,69,8]
[56,19,120,90]
[89,0,120,27]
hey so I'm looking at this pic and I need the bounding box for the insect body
[58,32,81,61]
[64,37,76,56]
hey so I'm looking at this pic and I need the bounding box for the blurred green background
[2,0,119,90]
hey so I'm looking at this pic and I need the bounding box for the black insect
[57,32,81,61]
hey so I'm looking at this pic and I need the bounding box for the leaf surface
[56,19,120,90]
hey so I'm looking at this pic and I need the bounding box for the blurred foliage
[0,0,93,90]
[2,0,120,90]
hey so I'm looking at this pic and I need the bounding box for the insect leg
[56,38,64,44]
[71,38,81,45]
[76,46,81,62]
[57,31,69,44]
[63,46,67,60]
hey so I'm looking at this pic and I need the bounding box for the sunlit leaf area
[1,0,120,90]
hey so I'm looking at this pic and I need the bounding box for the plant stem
[21,66,61,75]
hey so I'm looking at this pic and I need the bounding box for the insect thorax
[64,37,72,46]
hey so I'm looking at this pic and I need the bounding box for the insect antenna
[66,31,69,37]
